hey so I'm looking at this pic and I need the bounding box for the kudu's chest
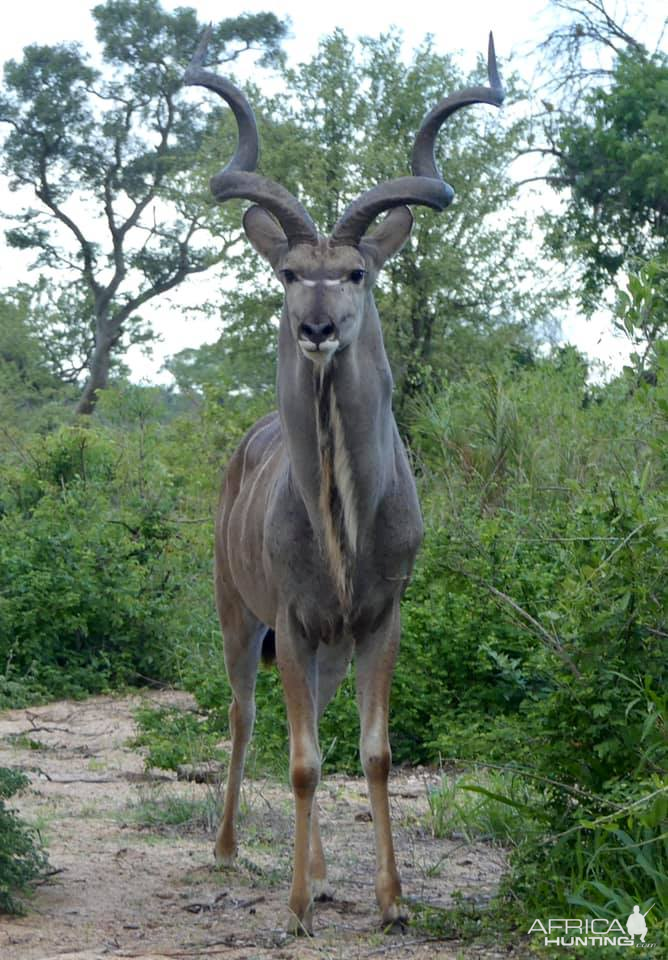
[222,413,422,635]
[262,429,423,634]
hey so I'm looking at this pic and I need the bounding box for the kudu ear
[243,205,289,269]
[359,206,414,269]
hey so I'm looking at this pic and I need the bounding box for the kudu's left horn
[184,26,318,247]
[330,33,504,246]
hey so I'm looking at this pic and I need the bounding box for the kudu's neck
[277,295,396,596]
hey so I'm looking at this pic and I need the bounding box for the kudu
[185,31,503,934]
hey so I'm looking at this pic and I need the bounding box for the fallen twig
[121,932,289,958]
[183,892,228,914]
[43,775,117,784]
[235,894,266,909]
[32,867,66,886]
[27,722,74,734]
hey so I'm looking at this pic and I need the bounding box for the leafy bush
[130,704,228,772]
[406,345,668,927]
[0,389,221,703]
[0,459,177,699]
[0,768,48,914]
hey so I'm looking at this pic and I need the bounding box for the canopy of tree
[546,50,668,309]
[0,0,287,413]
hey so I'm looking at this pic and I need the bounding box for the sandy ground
[0,692,528,960]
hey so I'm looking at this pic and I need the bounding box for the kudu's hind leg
[214,616,263,865]
[356,603,405,928]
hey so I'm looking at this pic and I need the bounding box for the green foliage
[130,704,227,771]
[427,771,543,845]
[0,384,220,703]
[0,768,49,914]
[614,254,668,381]
[546,50,668,308]
[0,288,77,439]
[166,288,280,415]
[406,345,667,927]
[0,290,63,400]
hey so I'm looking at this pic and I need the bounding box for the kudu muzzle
[299,319,337,346]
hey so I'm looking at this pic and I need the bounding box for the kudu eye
[349,269,365,284]
[281,269,297,285]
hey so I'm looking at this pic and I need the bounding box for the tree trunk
[76,337,112,416]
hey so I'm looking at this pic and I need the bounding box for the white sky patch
[1,1,666,384]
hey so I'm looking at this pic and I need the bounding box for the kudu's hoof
[213,845,236,867]
[380,903,409,933]
[287,903,314,937]
[312,878,335,902]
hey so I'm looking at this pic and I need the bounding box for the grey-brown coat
[185,30,503,935]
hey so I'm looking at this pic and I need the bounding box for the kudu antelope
[185,31,503,934]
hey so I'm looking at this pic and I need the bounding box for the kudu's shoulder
[239,411,281,453]
[224,411,281,483]
[374,427,424,554]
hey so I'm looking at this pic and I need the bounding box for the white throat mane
[314,366,358,607]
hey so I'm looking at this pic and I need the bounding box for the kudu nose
[299,320,336,345]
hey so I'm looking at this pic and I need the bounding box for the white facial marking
[291,275,360,287]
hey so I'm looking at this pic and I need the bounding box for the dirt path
[0,692,520,959]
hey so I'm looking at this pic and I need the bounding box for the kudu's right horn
[184,26,318,247]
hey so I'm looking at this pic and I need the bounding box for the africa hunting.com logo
[528,902,657,948]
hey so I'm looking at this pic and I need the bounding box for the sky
[0,0,556,66]
[1,0,666,383]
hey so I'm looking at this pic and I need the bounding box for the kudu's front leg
[309,635,354,901]
[356,602,405,928]
[276,608,320,935]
